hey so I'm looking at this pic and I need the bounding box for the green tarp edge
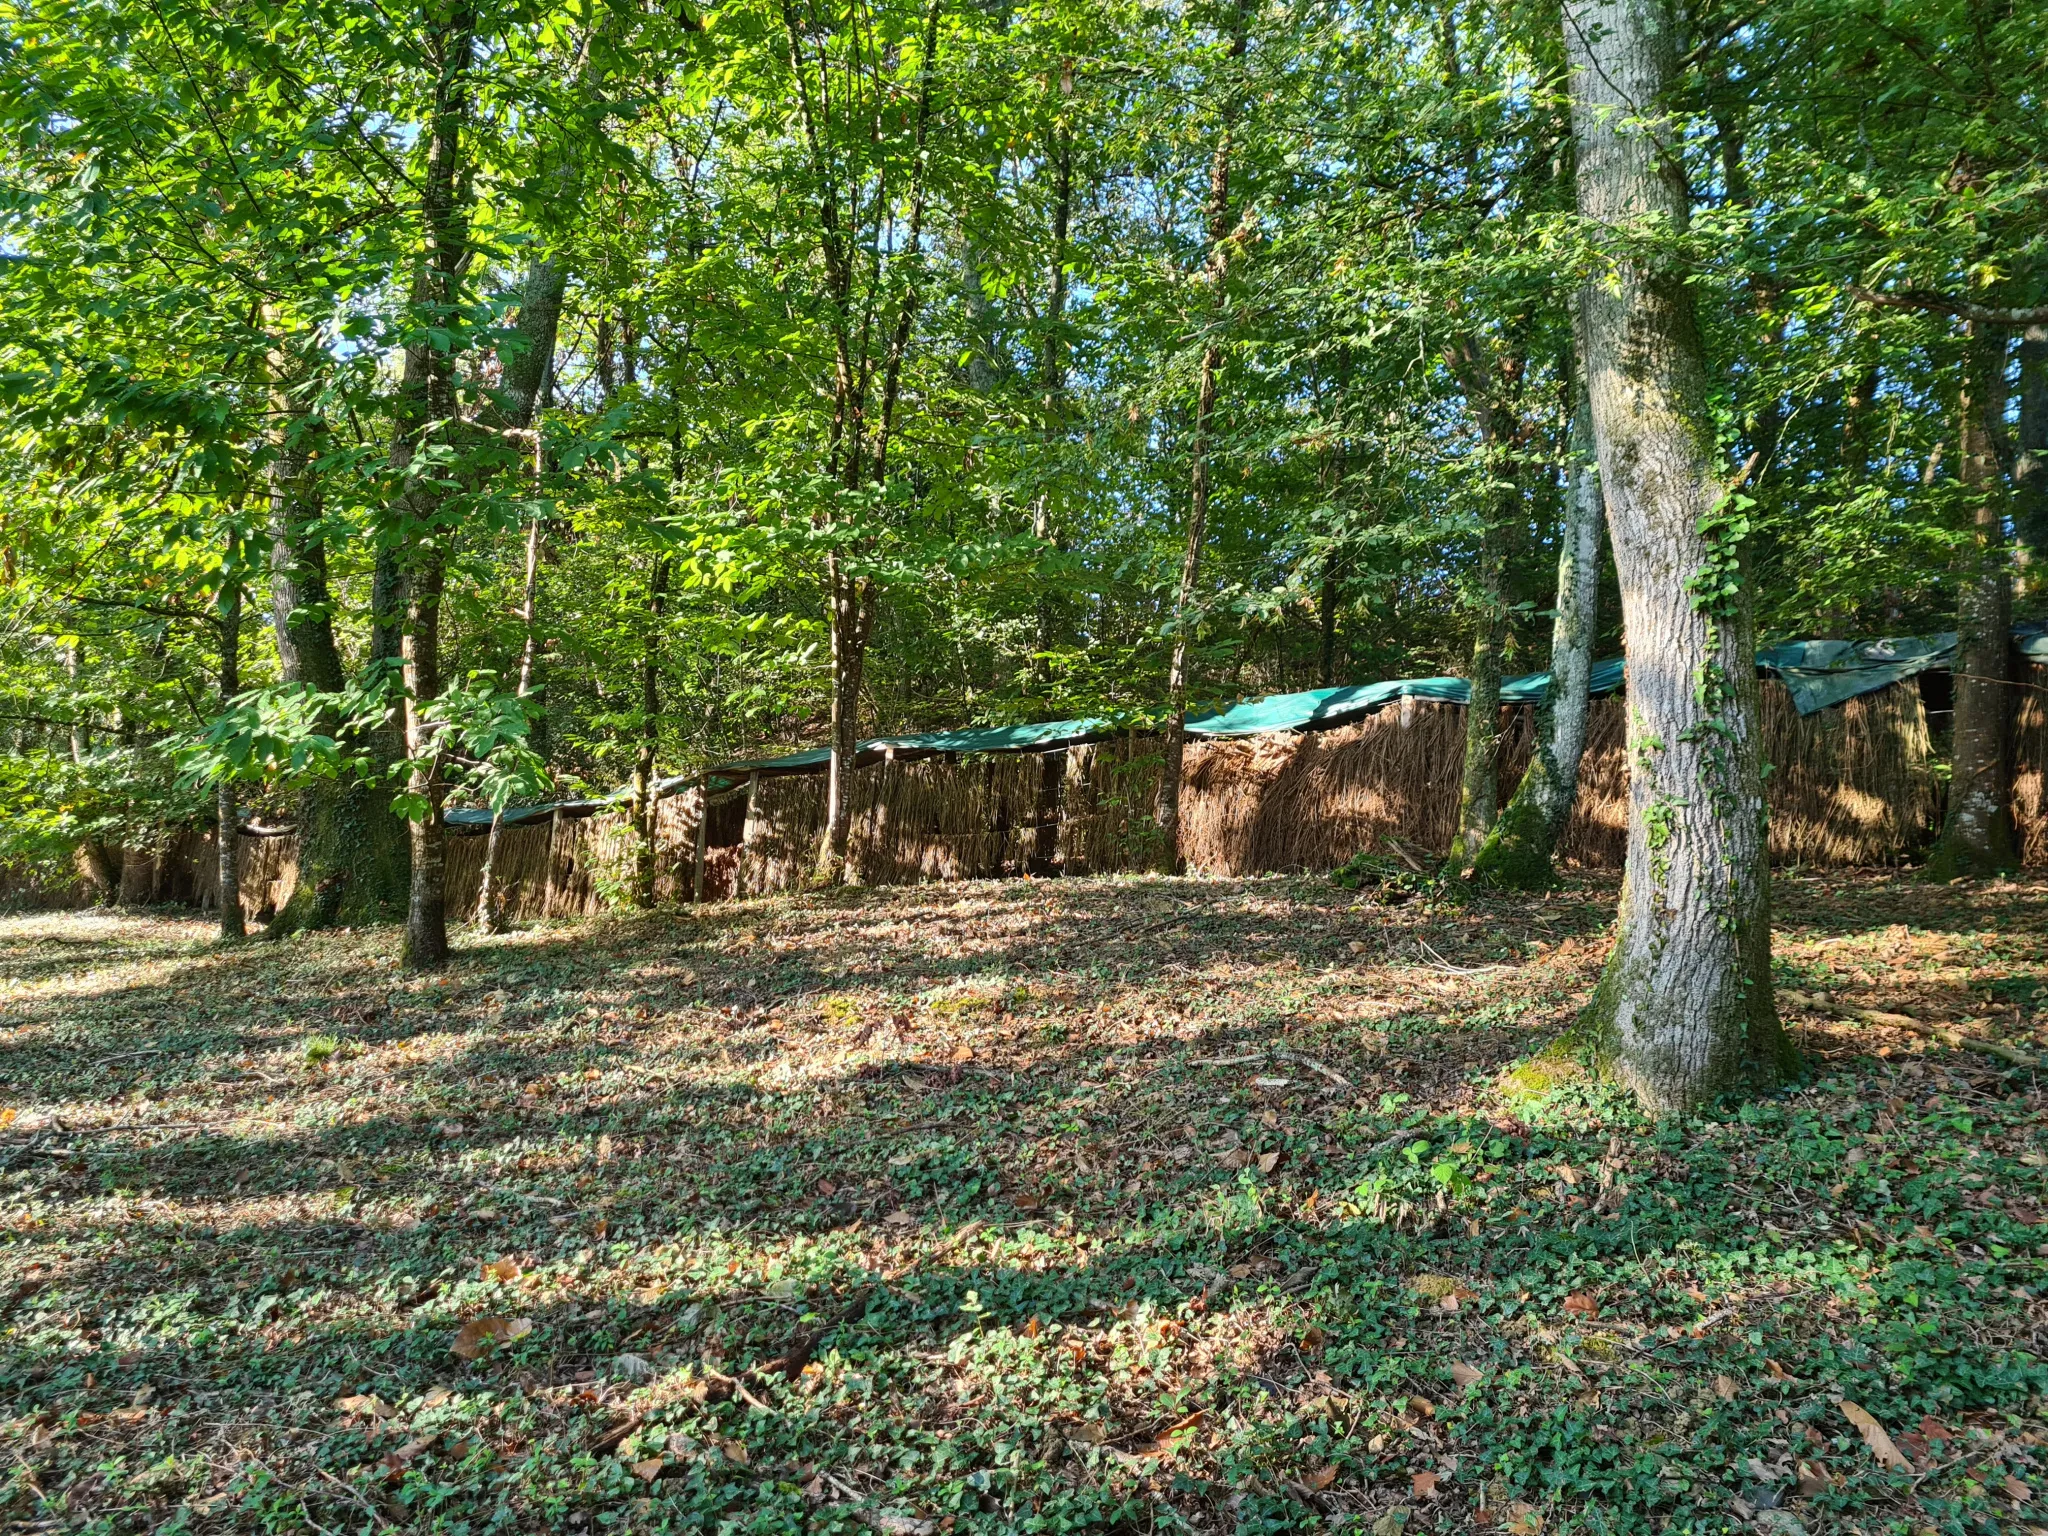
[456,627,1997,820]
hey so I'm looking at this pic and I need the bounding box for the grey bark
[1564,0,1795,1110]
[1926,324,2018,877]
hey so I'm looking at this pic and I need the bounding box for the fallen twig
[1780,990,2041,1069]
[1416,938,1503,975]
[1269,1048,1353,1088]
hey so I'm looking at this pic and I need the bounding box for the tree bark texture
[1156,5,1248,873]
[633,556,671,907]
[216,565,245,941]
[1926,324,2018,878]
[1474,354,1604,887]
[264,355,409,935]
[1564,0,1794,1110]
[395,10,477,969]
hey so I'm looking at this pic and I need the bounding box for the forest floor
[0,871,2044,1536]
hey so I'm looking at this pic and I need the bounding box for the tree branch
[1849,285,2048,326]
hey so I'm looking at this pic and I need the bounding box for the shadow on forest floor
[0,869,2043,1534]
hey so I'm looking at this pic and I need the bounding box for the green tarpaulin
[1754,634,1956,716]
[460,627,1995,821]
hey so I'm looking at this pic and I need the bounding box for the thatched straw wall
[2014,661,2048,866]
[0,672,1956,918]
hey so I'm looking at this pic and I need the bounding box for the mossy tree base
[265,778,410,937]
[1470,782,1561,890]
[1565,913,1801,1113]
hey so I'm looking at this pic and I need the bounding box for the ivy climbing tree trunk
[1474,332,1604,887]
[1926,323,2018,878]
[1564,0,1795,1111]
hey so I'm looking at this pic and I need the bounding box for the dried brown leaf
[450,1315,533,1360]
[1839,1399,1911,1470]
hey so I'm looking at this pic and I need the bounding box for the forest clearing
[2,873,2044,1534]
[4,0,2048,1528]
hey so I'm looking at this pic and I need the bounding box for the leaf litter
[0,870,2042,1531]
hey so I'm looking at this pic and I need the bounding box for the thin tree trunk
[1926,323,2018,877]
[1564,0,1794,1110]
[396,10,477,970]
[65,641,85,763]
[812,0,942,885]
[1474,322,1604,887]
[1156,4,1248,873]
[216,559,245,941]
[477,510,544,932]
[1448,498,1509,874]
[632,555,671,906]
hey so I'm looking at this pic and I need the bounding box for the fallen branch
[1779,990,2042,1069]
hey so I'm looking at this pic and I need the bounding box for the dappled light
[2,874,2042,1531]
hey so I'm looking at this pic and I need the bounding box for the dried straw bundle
[1179,701,1478,873]
[2009,662,2048,866]
[1758,678,1935,865]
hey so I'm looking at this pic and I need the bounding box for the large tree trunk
[216,560,245,941]
[1564,0,1795,1111]
[395,11,477,969]
[264,376,409,935]
[1156,5,1248,873]
[1474,334,1604,887]
[1926,324,2018,878]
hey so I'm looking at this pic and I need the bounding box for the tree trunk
[477,511,545,932]
[2014,321,2048,603]
[1447,501,1508,875]
[264,363,409,935]
[1474,332,1604,887]
[1156,4,1248,872]
[819,567,874,882]
[632,556,671,906]
[65,641,86,762]
[810,0,942,886]
[395,11,476,970]
[402,560,450,967]
[1926,323,2018,878]
[216,561,245,941]
[476,275,559,933]
[1564,0,1795,1111]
